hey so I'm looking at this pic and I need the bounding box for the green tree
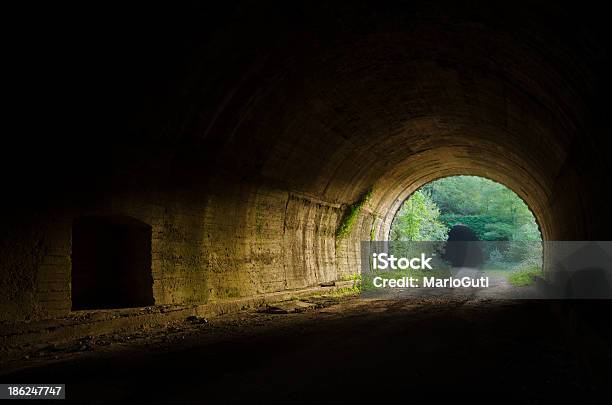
[392,176,541,242]
[390,190,449,241]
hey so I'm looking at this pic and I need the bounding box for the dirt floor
[1,295,610,403]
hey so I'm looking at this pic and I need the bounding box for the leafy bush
[508,266,542,287]
[390,190,448,241]
[488,247,505,263]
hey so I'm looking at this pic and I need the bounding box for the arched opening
[379,175,544,290]
[71,215,154,310]
[389,175,542,242]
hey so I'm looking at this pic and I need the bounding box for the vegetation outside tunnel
[389,176,542,286]
[391,176,541,242]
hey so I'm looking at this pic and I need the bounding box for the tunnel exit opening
[387,175,543,287]
[71,215,154,310]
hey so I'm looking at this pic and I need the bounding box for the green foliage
[390,190,449,241]
[336,188,373,240]
[324,286,361,297]
[507,266,542,287]
[370,216,378,241]
[392,176,541,242]
[340,273,362,282]
[425,176,541,241]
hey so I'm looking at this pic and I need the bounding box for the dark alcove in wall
[71,216,154,310]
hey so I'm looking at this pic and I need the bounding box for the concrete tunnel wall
[2,0,612,321]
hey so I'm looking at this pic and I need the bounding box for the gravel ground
[1,294,608,403]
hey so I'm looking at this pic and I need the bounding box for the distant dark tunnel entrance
[444,225,485,268]
[71,216,154,310]
[447,225,479,242]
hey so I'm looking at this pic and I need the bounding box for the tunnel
[443,225,485,268]
[1,0,612,400]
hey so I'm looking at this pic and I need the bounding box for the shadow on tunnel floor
[2,298,611,403]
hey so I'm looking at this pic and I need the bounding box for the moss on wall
[336,188,373,242]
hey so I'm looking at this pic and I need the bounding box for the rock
[260,300,316,314]
[185,315,208,324]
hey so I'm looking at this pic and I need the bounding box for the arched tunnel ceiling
[147,1,603,241]
[192,16,578,198]
[57,1,607,245]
